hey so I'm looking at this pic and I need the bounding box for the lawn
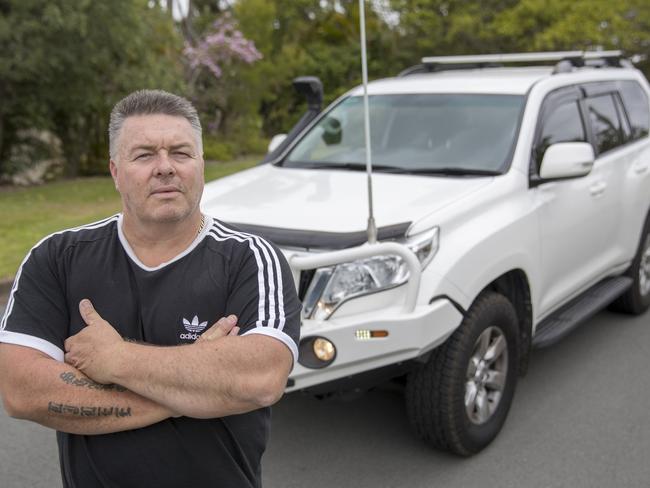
[0,157,260,281]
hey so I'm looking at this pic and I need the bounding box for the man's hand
[65,299,240,384]
[64,302,291,418]
[197,315,240,342]
[64,299,124,384]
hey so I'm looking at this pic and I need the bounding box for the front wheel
[611,214,650,315]
[405,291,519,456]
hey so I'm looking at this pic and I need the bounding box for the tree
[232,0,398,136]
[492,0,650,73]
[184,11,262,135]
[0,0,186,177]
[389,0,650,75]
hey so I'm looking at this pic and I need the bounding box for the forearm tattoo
[59,371,126,392]
[48,401,132,418]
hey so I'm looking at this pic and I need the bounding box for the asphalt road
[1,307,649,488]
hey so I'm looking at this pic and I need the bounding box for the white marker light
[355,330,389,340]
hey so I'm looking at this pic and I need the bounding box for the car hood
[201,164,492,235]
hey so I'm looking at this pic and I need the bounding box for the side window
[613,94,632,141]
[535,100,586,171]
[618,80,650,140]
[585,94,624,154]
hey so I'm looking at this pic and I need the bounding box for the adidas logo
[183,315,208,333]
[180,315,208,341]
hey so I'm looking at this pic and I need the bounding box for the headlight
[303,227,439,320]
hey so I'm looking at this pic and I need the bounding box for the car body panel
[202,164,491,234]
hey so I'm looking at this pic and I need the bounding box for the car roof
[349,66,642,97]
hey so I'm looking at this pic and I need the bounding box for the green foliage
[0,0,186,177]
[187,0,650,155]
[233,0,397,137]
[203,137,235,161]
[491,0,650,58]
[390,0,650,75]
[3,0,650,182]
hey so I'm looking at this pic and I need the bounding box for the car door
[613,80,650,260]
[531,85,622,316]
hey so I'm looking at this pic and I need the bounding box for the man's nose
[153,150,175,176]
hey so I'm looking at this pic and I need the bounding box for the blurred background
[1,0,650,279]
[2,0,649,179]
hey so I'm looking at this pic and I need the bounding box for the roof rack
[398,50,630,77]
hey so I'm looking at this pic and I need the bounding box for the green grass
[0,157,260,281]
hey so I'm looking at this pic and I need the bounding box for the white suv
[201,51,650,455]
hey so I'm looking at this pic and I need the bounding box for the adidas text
[180,332,200,340]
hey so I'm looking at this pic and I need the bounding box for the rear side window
[535,100,586,170]
[585,94,624,154]
[618,80,650,140]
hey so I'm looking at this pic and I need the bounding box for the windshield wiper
[283,161,501,176]
[284,161,403,172]
[404,167,502,176]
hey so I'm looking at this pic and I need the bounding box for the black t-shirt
[0,214,301,488]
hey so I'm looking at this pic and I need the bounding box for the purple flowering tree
[184,12,262,80]
[183,12,263,138]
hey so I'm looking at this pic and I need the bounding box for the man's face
[110,114,204,225]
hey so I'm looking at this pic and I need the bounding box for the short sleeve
[0,237,69,361]
[224,234,301,365]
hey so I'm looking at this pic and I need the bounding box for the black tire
[611,214,650,315]
[405,291,519,456]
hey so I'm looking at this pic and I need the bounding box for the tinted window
[535,100,586,170]
[618,80,650,140]
[586,94,624,153]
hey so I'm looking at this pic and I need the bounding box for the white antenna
[359,0,377,244]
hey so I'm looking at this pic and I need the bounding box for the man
[0,90,301,487]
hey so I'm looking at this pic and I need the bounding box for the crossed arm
[0,345,172,435]
[0,300,293,435]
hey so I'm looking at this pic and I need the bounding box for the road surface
[1,308,649,487]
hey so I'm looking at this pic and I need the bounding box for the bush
[202,132,269,161]
[203,137,235,161]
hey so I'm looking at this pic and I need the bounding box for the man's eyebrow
[169,143,195,151]
[128,144,157,154]
[128,143,195,153]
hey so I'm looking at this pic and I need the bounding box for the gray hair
[109,89,202,160]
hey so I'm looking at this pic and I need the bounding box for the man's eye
[173,152,191,158]
[135,153,152,160]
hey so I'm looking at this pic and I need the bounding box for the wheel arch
[482,269,533,376]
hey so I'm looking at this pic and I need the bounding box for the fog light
[298,336,337,369]
[313,338,336,361]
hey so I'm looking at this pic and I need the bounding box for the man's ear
[109,160,119,191]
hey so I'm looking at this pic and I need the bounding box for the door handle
[634,164,648,175]
[589,181,607,196]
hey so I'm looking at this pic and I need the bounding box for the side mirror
[539,142,595,179]
[268,134,288,154]
[293,76,323,111]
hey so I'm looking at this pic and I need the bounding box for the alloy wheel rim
[465,326,508,425]
[640,233,650,297]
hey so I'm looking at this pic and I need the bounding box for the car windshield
[283,93,524,174]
